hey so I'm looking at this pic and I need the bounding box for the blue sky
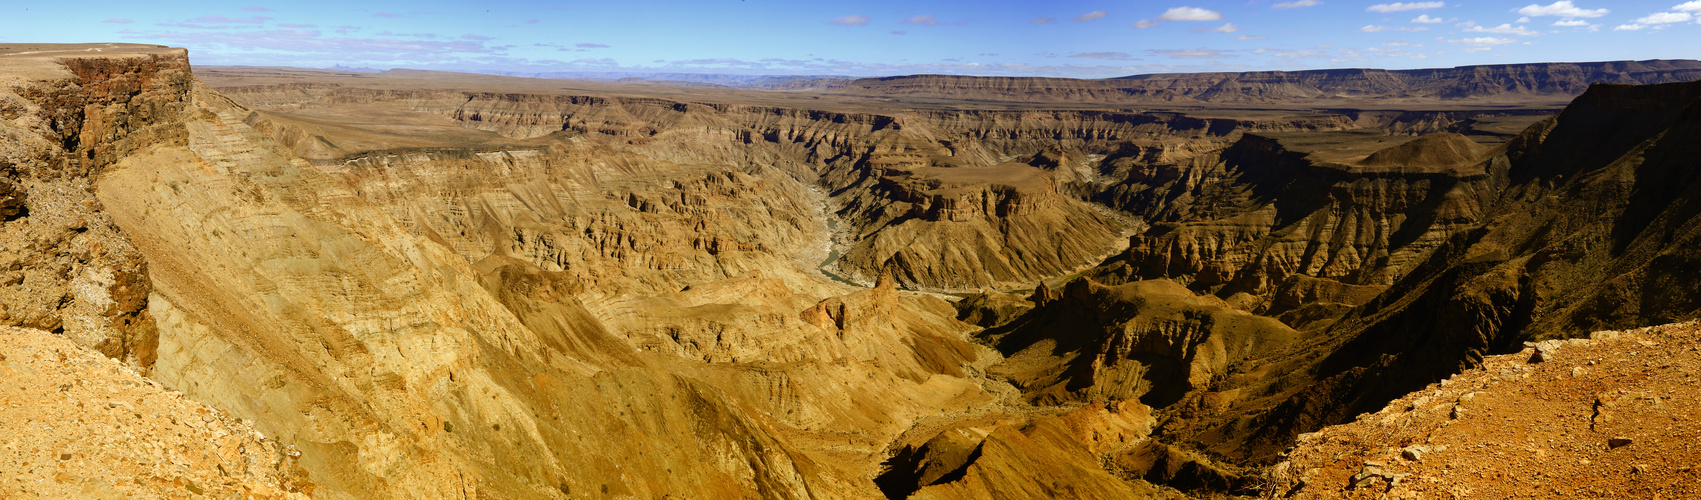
[5,1,1700,77]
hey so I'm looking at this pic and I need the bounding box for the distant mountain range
[447,60,1701,103]
[835,60,1701,102]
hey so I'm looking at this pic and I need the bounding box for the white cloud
[1614,23,1646,30]
[1075,11,1108,21]
[831,15,869,26]
[1516,16,1532,22]
[1251,47,1322,58]
[1385,41,1423,46]
[1517,1,1609,18]
[1412,14,1445,23]
[1273,0,1322,8]
[1367,2,1444,13]
[1636,11,1693,24]
[1676,1,1701,12]
[1157,7,1223,21]
[1359,25,1390,32]
[1147,48,1238,59]
[1463,47,1492,52]
[1033,17,1057,24]
[1237,34,1269,40]
[1192,23,1239,33]
[1552,18,1591,26]
[1466,23,1540,35]
[1459,36,1516,45]
[903,15,941,26]
[1069,52,1137,60]
[1132,19,1158,28]
[1456,21,1479,28]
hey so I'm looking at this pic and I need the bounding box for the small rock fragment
[1528,339,1563,363]
[1633,464,1650,474]
[1348,466,1385,489]
[1401,445,1431,462]
[1608,437,1633,449]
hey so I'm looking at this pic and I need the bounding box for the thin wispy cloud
[1068,51,1137,60]
[1412,14,1445,23]
[1074,11,1108,21]
[1237,35,1269,40]
[1132,20,1158,28]
[1516,1,1608,18]
[1158,7,1223,21]
[1033,17,1057,24]
[575,43,609,48]
[1147,48,1237,59]
[1273,0,1321,9]
[1466,23,1540,35]
[1366,2,1444,13]
[831,15,869,26]
[1634,11,1693,24]
[1191,23,1239,33]
[903,15,940,26]
[1456,36,1516,45]
[1252,47,1323,58]
[188,15,271,24]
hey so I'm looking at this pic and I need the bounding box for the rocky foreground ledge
[0,326,312,498]
[1274,320,1701,499]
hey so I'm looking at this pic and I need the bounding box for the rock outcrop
[1274,321,1701,499]
[1086,131,1501,319]
[981,278,1299,407]
[0,45,187,367]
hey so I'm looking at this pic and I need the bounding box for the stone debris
[1272,321,1701,499]
[0,326,311,498]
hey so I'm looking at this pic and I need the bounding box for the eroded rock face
[1086,132,1502,320]
[1230,80,1701,459]
[0,49,1006,499]
[211,81,1371,291]
[880,402,1173,500]
[0,48,187,366]
[982,278,1299,408]
[826,146,1127,290]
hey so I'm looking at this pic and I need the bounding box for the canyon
[3,43,1699,498]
